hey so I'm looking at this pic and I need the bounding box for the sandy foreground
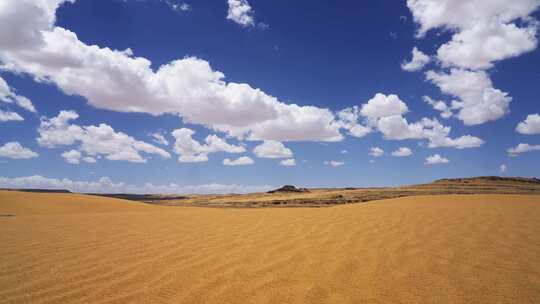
[1,191,539,304]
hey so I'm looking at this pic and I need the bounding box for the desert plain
[1,177,540,304]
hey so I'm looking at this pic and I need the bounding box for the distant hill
[434,176,540,184]
[89,194,189,201]
[0,188,72,194]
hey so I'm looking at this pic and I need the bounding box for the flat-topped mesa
[267,185,309,194]
[434,176,540,184]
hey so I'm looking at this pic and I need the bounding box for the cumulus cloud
[377,115,484,149]
[0,109,23,122]
[171,128,245,163]
[0,75,36,112]
[408,0,539,127]
[150,132,169,146]
[360,93,408,120]
[0,142,38,159]
[391,147,413,157]
[437,20,538,70]
[499,164,508,173]
[423,96,452,119]
[516,113,540,134]
[0,0,342,143]
[407,0,540,69]
[0,175,273,194]
[61,149,96,164]
[401,47,431,71]
[339,93,484,149]
[369,147,384,157]
[507,143,540,156]
[227,0,255,27]
[61,149,81,164]
[279,158,296,166]
[253,140,293,159]
[223,156,254,166]
[336,106,372,138]
[324,160,345,167]
[425,154,449,165]
[426,69,511,125]
[340,150,348,154]
[38,110,171,163]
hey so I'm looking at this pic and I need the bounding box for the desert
[1,1,540,303]
[1,177,540,303]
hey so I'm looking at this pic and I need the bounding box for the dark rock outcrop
[267,185,309,194]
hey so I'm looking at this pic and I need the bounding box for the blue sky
[0,0,539,193]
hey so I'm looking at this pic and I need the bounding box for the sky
[0,0,539,193]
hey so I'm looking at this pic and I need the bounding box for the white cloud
[279,158,296,166]
[360,93,409,119]
[0,175,273,194]
[36,110,83,148]
[339,93,484,149]
[423,96,452,119]
[391,147,413,157]
[407,0,540,69]
[0,75,36,112]
[0,142,38,159]
[83,156,96,163]
[425,154,449,165]
[369,147,384,157]
[150,132,169,146]
[337,106,372,138]
[241,104,342,142]
[0,0,342,143]
[61,149,95,164]
[38,110,171,163]
[62,149,81,164]
[377,116,484,149]
[253,140,293,159]
[401,47,431,72]
[507,143,540,156]
[347,125,371,138]
[516,113,540,134]
[340,150,348,154]
[408,0,539,128]
[324,160,345,167]
[407,0,540,36]
[500,164,507,173]
[227,0,255,27]
[437,20,538,70]
[426,69,511,125]
[171,128,245,163]
[223,156,254,166]
[0,109,23,122]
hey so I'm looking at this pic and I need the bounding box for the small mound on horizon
[267,185,309,194]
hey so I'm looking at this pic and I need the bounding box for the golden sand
[1,191,539,303]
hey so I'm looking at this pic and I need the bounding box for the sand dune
[1,191,539,303]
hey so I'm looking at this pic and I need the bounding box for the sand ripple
[1,192,539,303]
